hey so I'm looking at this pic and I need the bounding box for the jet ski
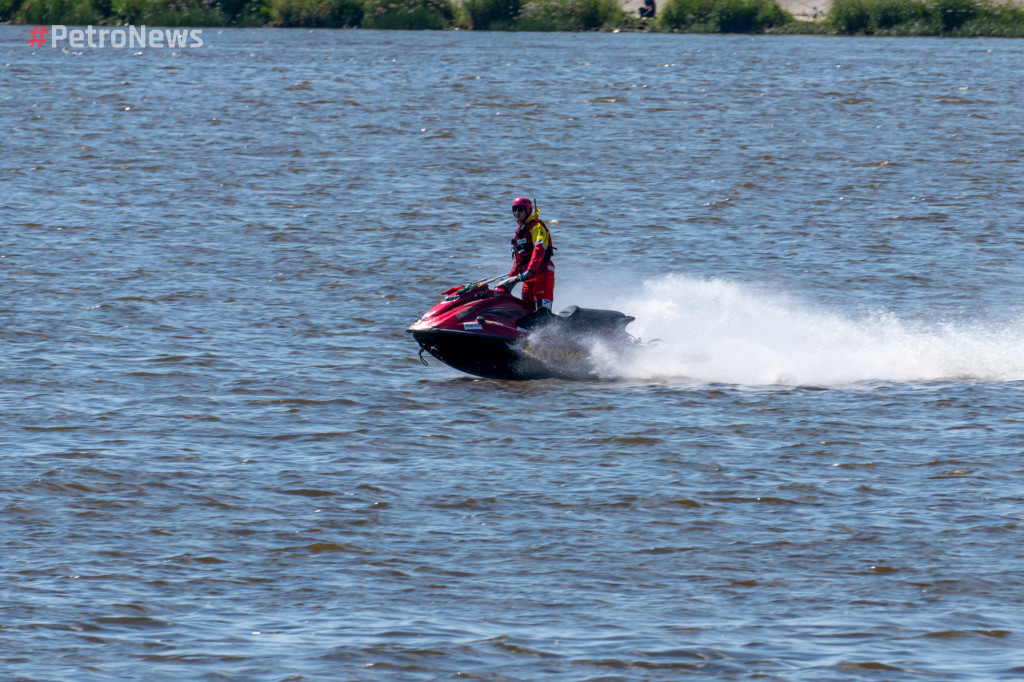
[407,276,642,381]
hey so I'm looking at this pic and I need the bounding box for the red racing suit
[509,214,555,310]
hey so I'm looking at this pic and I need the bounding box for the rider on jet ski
[497,197,555,322]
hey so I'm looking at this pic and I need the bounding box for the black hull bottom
[411,329,602,381]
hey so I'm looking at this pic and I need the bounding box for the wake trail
[574,274,1024,386]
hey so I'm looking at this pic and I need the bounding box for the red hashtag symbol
[27,25,49,48]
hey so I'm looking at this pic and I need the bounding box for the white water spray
[568,274,1024,386]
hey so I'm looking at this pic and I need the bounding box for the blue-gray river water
[4,26,1024,680]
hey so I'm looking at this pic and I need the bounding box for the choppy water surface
[4,27,1024,680]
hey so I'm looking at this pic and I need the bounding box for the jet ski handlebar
[441,275,507,300]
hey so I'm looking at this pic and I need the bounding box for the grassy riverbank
[828,0,1024,35]
[5,0,1024,35]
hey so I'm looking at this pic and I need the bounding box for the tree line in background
[5,0,1024,35]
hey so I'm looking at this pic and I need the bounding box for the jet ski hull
[411,328,527,381]
[411,328,610,381]
[408,279,640,381]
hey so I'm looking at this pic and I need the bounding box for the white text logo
[46,25,205,48]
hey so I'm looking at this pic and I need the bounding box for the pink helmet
[512,197,532,214]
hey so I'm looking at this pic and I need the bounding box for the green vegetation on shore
[828,0,1024,35]
[5,0,1024,36]
[658,0,790,32]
